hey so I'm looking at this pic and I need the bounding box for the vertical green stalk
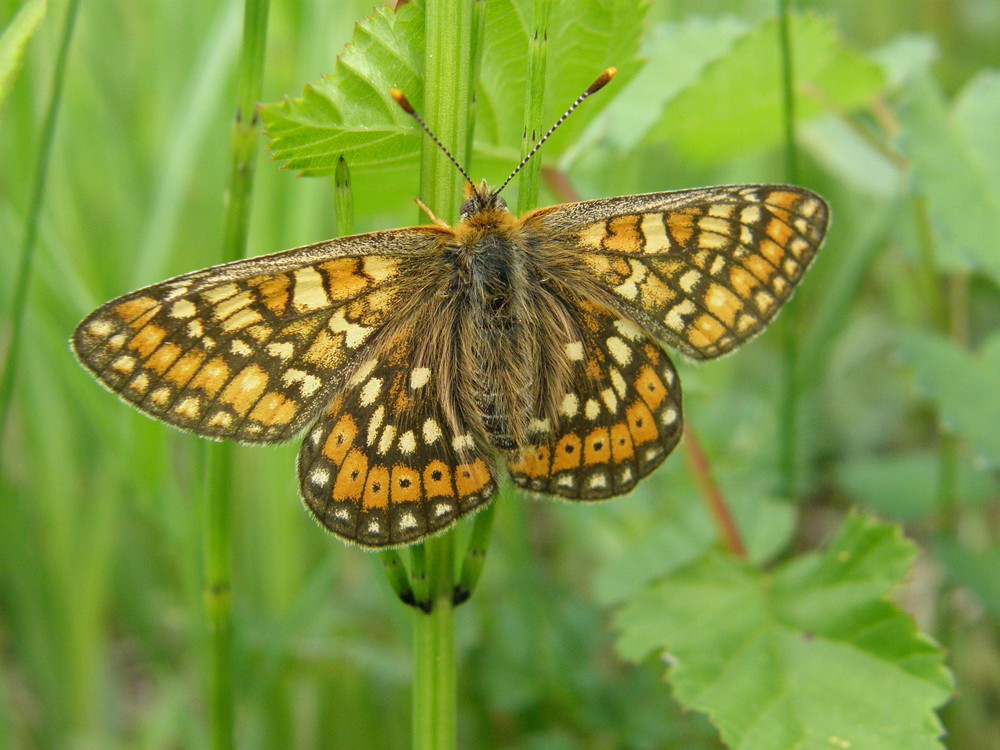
[912,197,959,532]
[775,0,800,499]
[202,2,270,748]
[0,0,81,442]
[411,1,478,748]
[515,0,552,214]
[412,532,457,749]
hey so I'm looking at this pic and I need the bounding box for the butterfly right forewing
[523,185,829,360]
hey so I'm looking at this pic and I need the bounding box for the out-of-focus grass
[2,1,999,749]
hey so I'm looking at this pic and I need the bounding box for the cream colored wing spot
[565,341,585,361]
[200,284,240,304]
[560,393,580,418]
[423,419,442,444]
[640,213,671,252]
[213,290,254,321]
[328,310,373,348]
[366,405,385,445]
[410,367,431,389]
[220,308,263,333]
[169,299,197,319]
[292,267,329,313]
[359,377,383,406]
[606,337,632,366]
[528,418,551,434]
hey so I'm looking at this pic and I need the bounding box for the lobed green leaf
[615,515,952,750]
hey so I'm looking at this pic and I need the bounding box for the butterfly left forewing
[523,185,829,360]
[72,227,450,443]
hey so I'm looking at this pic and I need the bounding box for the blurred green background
[2,0,999,748]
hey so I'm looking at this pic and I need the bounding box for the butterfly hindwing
[71,228,449,443]
[298,331,499,548]
[524,185,829,360]
[506,300,683,500]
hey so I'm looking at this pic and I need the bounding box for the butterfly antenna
[391,89,475,188]
[495,67,617,196]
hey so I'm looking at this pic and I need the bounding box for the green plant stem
[0,0,81,443]
[455,503,496,603]
[516,0,552,214]
[412,533,458,749]
[912,196,960,533]
[775,0,800,499]
[202,2,270,748]
[411,0,478,747]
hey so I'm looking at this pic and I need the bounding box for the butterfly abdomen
[448,209,542,454]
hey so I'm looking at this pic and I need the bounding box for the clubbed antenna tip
[587,67,617,95]
[495,67,618,195]
[390,88,414,114]
[391,87,474,187]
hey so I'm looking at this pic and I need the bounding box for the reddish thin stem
[683,429,747,559]
[542,166,579,203]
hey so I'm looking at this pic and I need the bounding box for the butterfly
[72,69,829,548]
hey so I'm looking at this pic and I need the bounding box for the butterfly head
[460,180,508,220]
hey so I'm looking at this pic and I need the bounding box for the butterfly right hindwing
[506,299,683,501]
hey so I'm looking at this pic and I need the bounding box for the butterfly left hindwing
[297,329,498,548]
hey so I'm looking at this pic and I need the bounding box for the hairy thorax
[450,209,578,454]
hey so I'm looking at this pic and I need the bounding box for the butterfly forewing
[298,330,498,547]
[506,300,682,499]
[525,185,829,360]
[72,228,448,443]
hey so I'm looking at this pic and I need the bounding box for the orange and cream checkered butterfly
[73,182,828,548]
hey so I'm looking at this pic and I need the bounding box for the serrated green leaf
[898,72,1000,282]
[896,330,1000,468]
[0,0,46,116]
[615,515,952,750]
[261,0,645,180]
[648,13,884,163]
[592,497,715,607]
[262,3,424,176]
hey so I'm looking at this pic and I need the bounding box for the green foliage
[648,14,884,163]
[0,0,45,117]
[3,0,999,748]
[897,330,1000,468]
[262,0,644,181]
[900,71,1000,282]
[615,515,952,750]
